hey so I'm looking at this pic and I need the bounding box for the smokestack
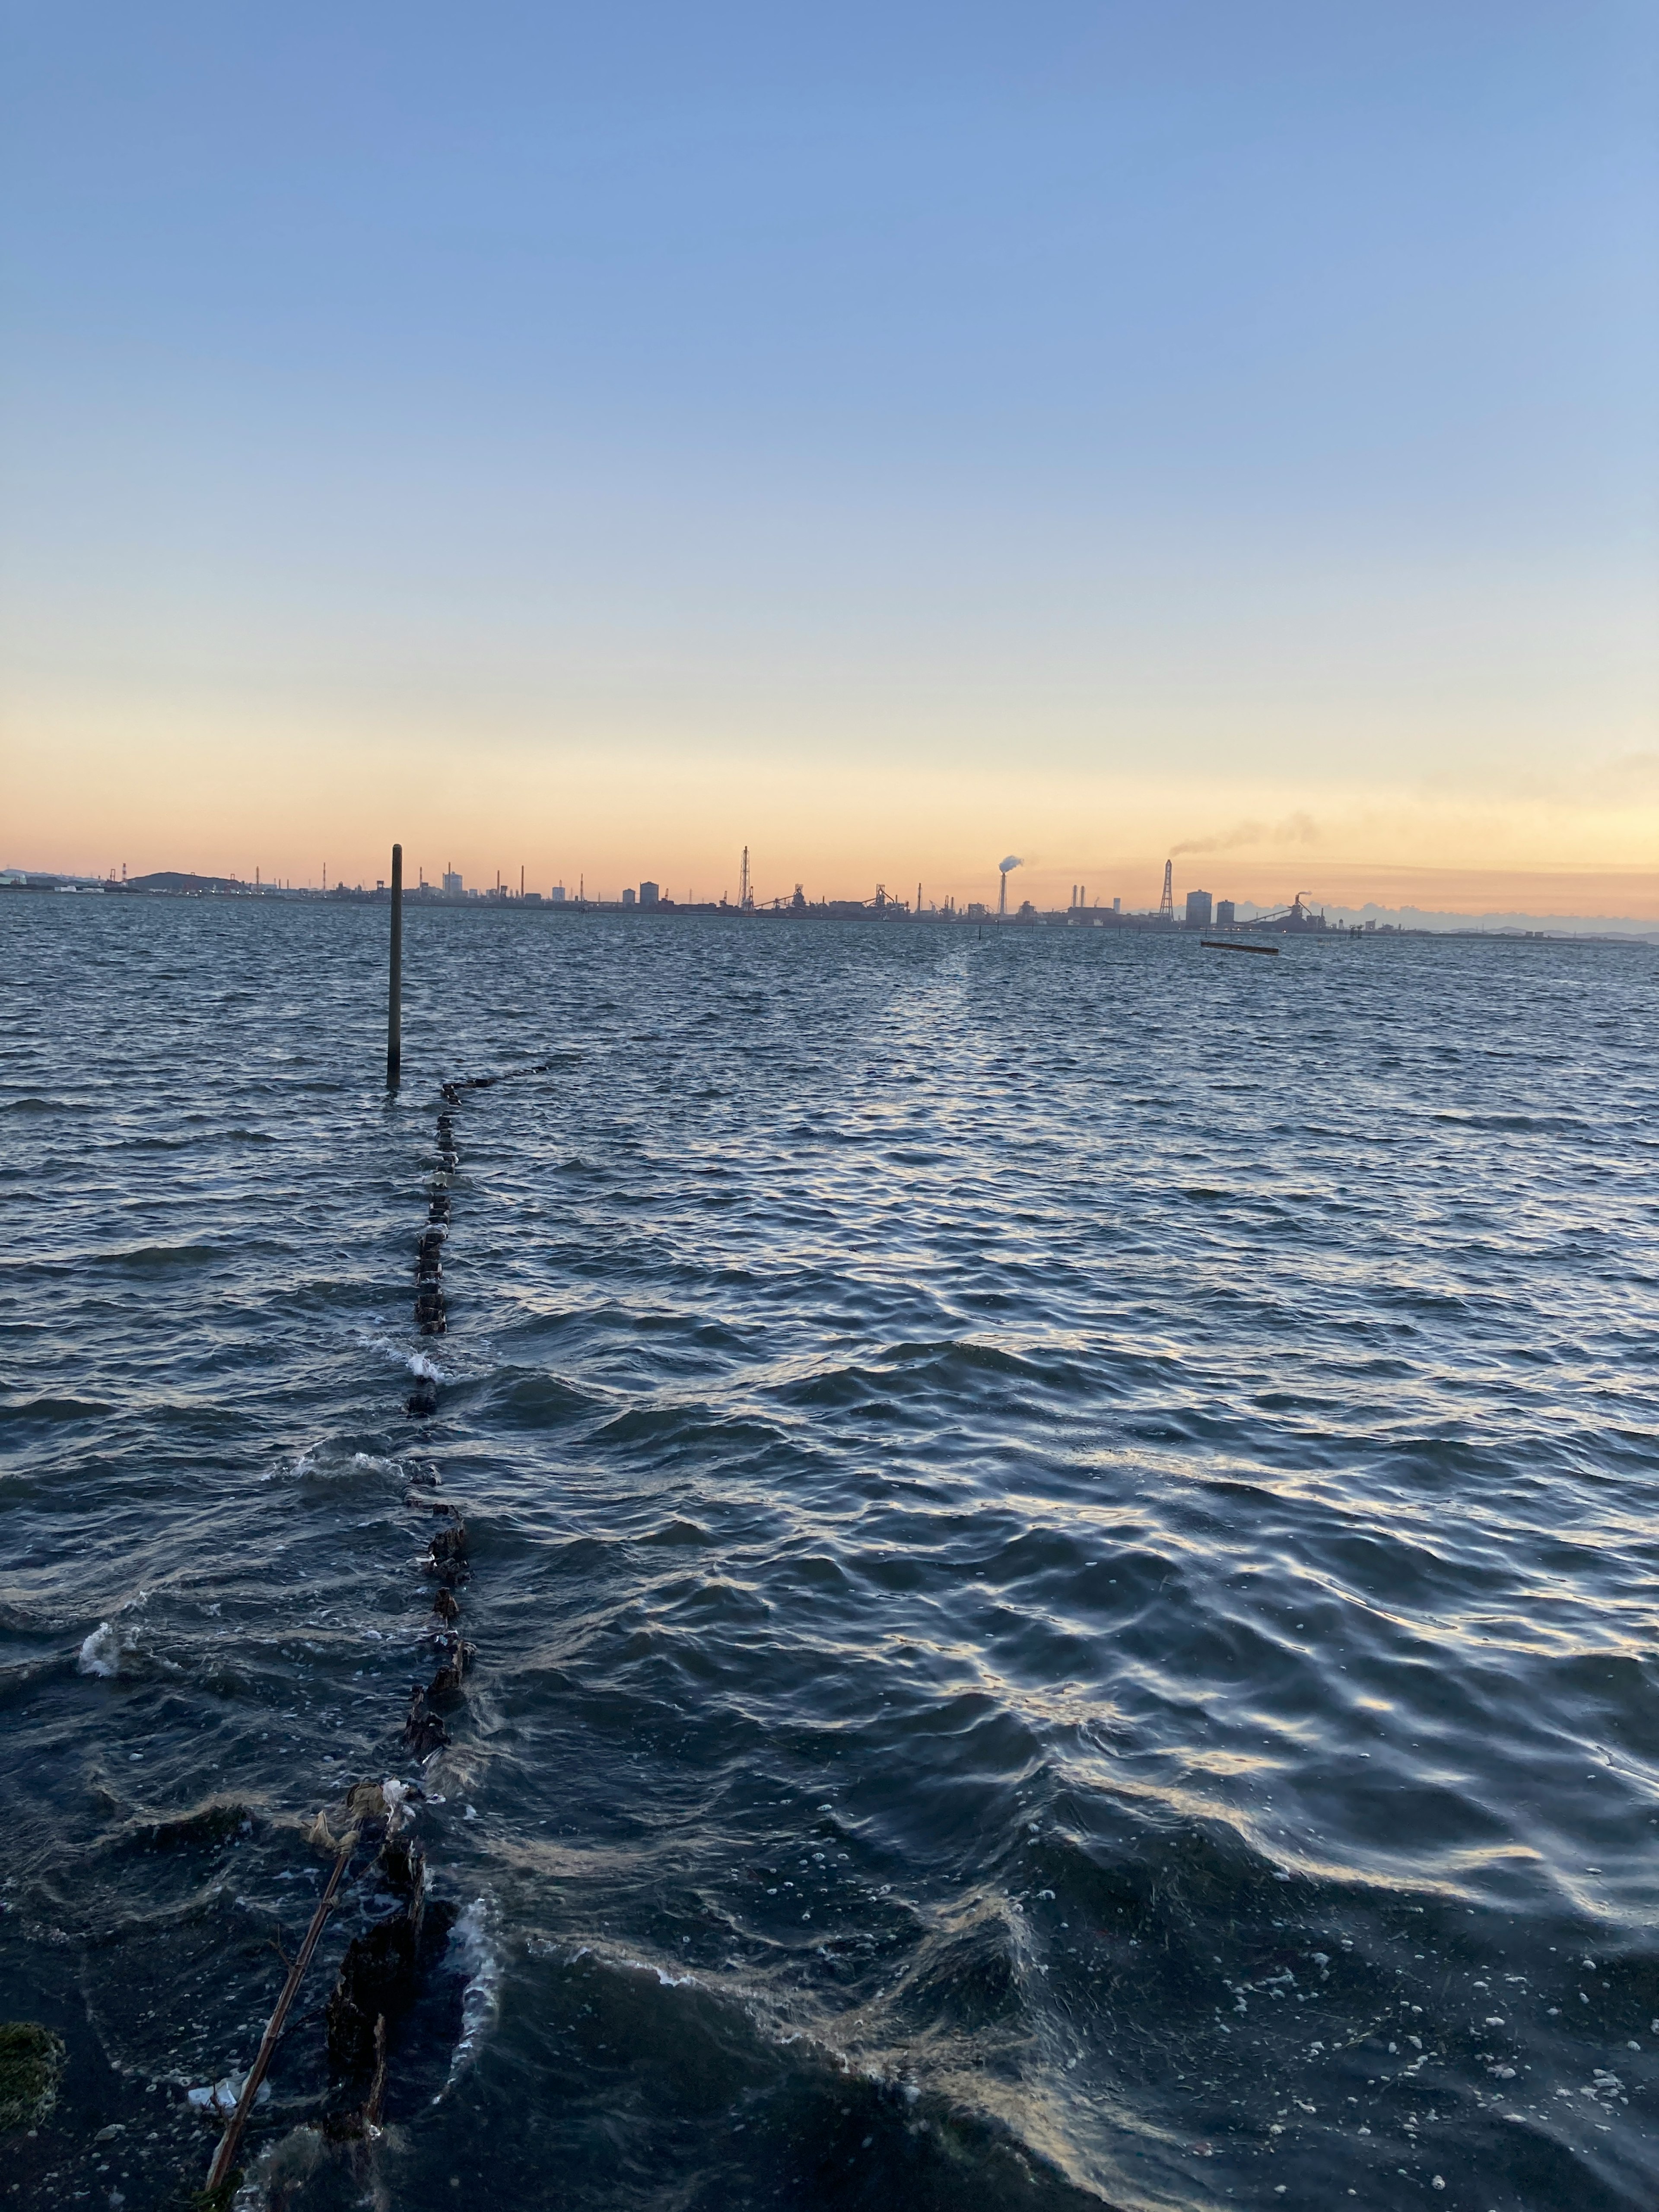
[997,855,1022,918]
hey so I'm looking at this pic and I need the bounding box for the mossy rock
[0,2020,66,2130]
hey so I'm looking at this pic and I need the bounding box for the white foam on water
[78,1606,147,1678]
[381,1776,416,1829]
[78,1620,121,1676]
[438,1896,501,2096]
[354,1329,451,1385]
[620,1958,699,1989]
[276,1441,408,1485]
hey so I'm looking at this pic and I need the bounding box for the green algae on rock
[0,2021,66,2131]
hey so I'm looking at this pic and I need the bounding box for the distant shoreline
[3,877,1653,944]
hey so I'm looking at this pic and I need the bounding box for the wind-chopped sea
[2,893,1657,2209]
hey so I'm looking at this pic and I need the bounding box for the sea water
[2,893,1656,2208]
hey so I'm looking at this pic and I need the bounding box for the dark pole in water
[203,1840,354,2196]
[387,842,403,1087]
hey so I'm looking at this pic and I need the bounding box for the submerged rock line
[197,1060,550,2203]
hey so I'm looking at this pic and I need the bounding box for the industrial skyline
[8,851,1657,938]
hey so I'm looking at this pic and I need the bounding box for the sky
[2,1,1656,915]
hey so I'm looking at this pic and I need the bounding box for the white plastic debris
[187,2075,269,2116]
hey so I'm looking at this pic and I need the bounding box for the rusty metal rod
[203,1841,354,2196]
[387,842,404,1086]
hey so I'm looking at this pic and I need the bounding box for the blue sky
[3,2,1656,907]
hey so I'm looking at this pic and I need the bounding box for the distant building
[442,869,463,896]
[1185,889,1213,928]
[1214,899,1236,926]
[522,891,542,905]
[1112,896,1121,912]
[622,887,637,909]
[639,881,660,908]
[1278,893,1328,933]
[550,884,566,904]
[966,902,988,919]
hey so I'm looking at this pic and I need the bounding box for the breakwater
[196,1059,552,2194]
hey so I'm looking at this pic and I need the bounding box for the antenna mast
[1158,860,1173,920]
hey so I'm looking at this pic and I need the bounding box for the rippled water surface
[3,894,1658,2210]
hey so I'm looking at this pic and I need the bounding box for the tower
[1158,860,1173,920]
[998,871,1007,917]
[739,846,753,910]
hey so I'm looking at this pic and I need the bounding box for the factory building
[1215,899,1236,926]
[1184,889,1213,928]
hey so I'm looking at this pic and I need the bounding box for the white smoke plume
[1170,814,1319,859]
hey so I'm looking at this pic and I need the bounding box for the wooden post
[387,843,403,1087]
